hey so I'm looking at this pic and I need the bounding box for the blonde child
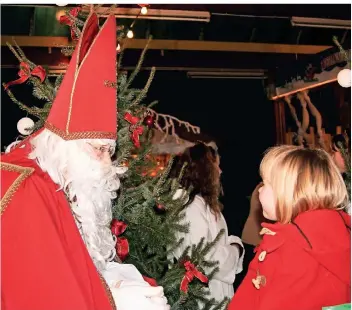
[228,145,351,310]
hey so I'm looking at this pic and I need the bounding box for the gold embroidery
[99,273,117,310]
[104,80,117,88]
[0,163,34,215]
[45,122,117,140]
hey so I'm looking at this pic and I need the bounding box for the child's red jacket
[228,209,351,310]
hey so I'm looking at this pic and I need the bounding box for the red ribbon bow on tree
[59,7,81,41]
[111,219,129,261]
[180,261,209,293]
[124,112,144,148]
[4,62,46,90]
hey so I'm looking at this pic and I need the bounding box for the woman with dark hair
[330,134,350,215]
[170,143,244,302]
[331,134,349,174]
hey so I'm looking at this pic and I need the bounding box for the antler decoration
[333,36,351,67]
[302,90,326,149]
[296,92,310,143]
[145,108,201,143]
[284,95,309,146]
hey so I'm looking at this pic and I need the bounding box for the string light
[141,6,148,15]
[337,68,351,88]
[127,29,134,39]
[55,9,66,21]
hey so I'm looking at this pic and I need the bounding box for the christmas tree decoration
[337,68,351,88]
[180,260,209,293]
[3,62,45,90]
[58,7,81,40]
[17,117,34,135]
[143,114,155,128]
[146,108,200,143]
[124,112,144,148]
[111,219,129,261]
[154,203,166,213]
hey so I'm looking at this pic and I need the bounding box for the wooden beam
[271,78,337,100]
[2,36,70,47]
[1,36,332,54]
[123,39,332,54]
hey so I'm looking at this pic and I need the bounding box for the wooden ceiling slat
[1,36,332,55]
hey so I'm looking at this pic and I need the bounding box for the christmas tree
[3,6,229,310]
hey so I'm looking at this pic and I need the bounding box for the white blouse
[171,194,244,302]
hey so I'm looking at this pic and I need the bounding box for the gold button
[252,277,261,289]
[252,273,266,289]
[260,227,276,236]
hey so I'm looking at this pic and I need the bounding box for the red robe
[1,139,115,310]
[228,209,351,310]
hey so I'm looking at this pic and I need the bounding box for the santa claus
[1,12,169,310]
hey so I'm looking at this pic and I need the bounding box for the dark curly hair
[170,143,223,217]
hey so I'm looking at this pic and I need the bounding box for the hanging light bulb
[55,9,66,21]
[116,43,121,52]
[141,6,148,15]
[127,29,134,39]
[337,68,351,88]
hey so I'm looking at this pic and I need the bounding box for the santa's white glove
[110,281,170,310]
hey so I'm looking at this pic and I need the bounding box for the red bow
[180,261,208,293]
[111,219,129,261]
[59,7,81,41]
[124,112,144,148]
[4,62,46,90]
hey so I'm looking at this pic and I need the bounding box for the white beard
[29,129,124,272]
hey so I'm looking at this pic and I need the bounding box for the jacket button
[252,270,267,290]
[252,274,266,289]
[260,227,276,236]
[258,250,267,262]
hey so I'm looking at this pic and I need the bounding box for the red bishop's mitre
[45,12,117,140]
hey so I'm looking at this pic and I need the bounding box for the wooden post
[274,100,286,145]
